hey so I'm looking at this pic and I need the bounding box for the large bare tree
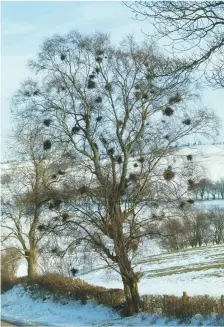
[125,1,224,88]
[11,31,218,314]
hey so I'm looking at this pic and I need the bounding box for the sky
[1,0,224,161]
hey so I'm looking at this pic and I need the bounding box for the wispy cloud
[2,20,36,36]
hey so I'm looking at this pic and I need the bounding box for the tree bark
[26,240,38,278]
[110,201,141,315]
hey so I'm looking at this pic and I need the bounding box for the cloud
[2,20,36,36]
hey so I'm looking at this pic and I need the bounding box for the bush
[6,274,125,307]
[140,293,223,318]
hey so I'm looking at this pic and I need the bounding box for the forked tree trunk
[110,202,141,315]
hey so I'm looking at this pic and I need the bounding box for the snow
[2,285,224,327]
[78,244,224,297]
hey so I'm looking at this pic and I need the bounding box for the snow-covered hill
[78,243,224,297]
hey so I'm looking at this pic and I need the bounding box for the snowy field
[1,144,224,326]
[77,243,224,297]
[2,285,224,327]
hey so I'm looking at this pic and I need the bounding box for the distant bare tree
[208,208,224,244]
[126,1,224,88]
[1,248,21,281]
[1,125,66,278]
[11,31,218,315]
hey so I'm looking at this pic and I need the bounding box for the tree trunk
[122,276,141,315]
[26,240,38,278]
[110,201,141,315]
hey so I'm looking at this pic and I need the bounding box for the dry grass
[1,274,223,318]
[1,274,124,307]
[141,294,224,317]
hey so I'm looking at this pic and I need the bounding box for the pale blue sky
[1,1,224,161]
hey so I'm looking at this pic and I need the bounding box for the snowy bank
[1,285,224,327]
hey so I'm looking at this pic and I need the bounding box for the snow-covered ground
[77,243,224,297]
[2,285,224,327]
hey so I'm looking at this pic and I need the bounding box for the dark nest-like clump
[49,203,54,210]
[179,201,186,209]
[95,67,100,74]
[89,74,95,79]
[24,91,31,97]
[60,54,66,61]
[52,174,57,179]
[187,199,195,204]
[164,135,170,140]
[100,137,107,146]
[96,49,104,56]
[182,118,191,125]
[95,96,102,103]
[135,84,140,90]
[71,268,79,277]
[53,199,62,210]
[163,167,175,181]
[188,179,196,190]
[108,147,115,155]
[51,247,59,254]
[43,140,52,151]
[105,82,112,91]
[87,79,96,89]
[71,126,80,135]
[129,173,139,182]
[117,156,122,164]
[43,119,51,127]
[135,92,141,100]
[137,157,145,163]
[33,90,39,96]
[38,224,46,232]
[142,93,148,100]
[58,170,65,175]
[62,212,69,222]
[186,154,193,161]
[96,116,102,122]
[133,163,138,168]
[169,92,182,104]
[79,185,89,194]
[95,57,103,63]
[163,107,174,117]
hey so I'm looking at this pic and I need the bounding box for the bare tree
[1,248,21,281]
[11,31,218,315]
[1,125,66,278]
[208,208,224,244]
[125,1,224,88]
